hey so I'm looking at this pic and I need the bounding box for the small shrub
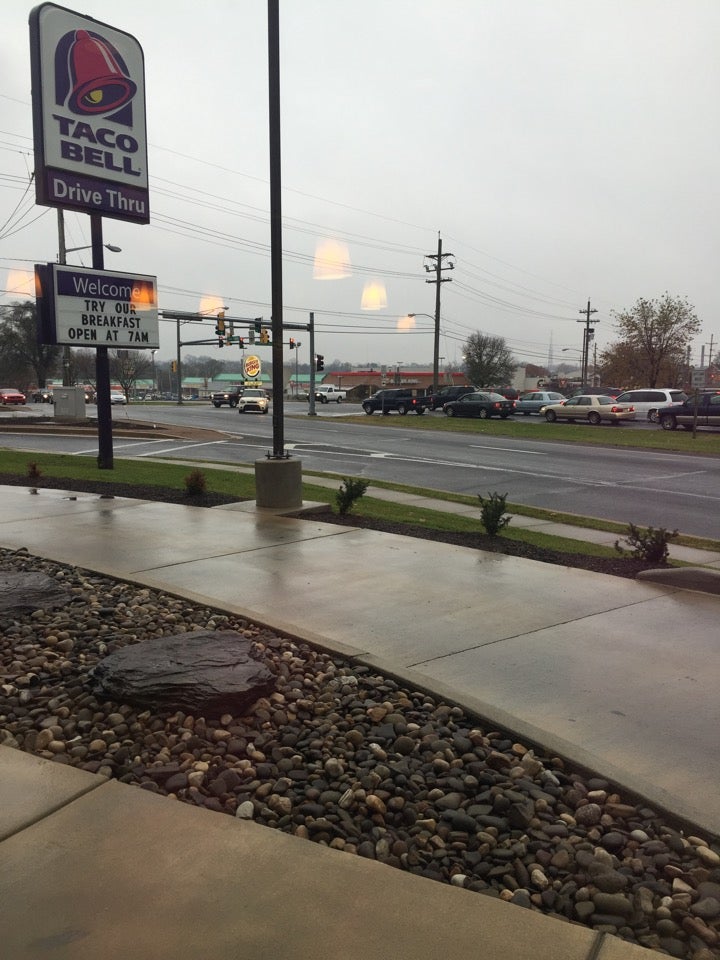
[478,491,511,538]
[614,523,679,565]
[184,468,207,497]
[336,477,369,515]
[26,461,42,481]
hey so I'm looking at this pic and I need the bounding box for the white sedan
[110,391,127,405]
[540,394,636,425]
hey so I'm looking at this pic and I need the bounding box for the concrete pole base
[254,457,303,509]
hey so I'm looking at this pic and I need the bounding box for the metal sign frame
[35,262,159,349]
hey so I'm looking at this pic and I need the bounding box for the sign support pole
[91,213,113,470]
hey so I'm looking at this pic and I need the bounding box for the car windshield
[245,389,264,397]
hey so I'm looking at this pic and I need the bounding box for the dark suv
[427,385,475,410]
[362,389,430,415]
[658,391,720,431]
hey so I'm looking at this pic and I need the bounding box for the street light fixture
[65,243,122,255]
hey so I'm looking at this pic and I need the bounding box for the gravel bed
[1,546,719,960]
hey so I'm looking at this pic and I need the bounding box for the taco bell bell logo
[56,28,137,123]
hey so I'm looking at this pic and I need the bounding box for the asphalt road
[3,401,720,539]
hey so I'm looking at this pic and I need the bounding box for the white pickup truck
[311,385,347,404]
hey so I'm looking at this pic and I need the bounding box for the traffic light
[316,354,324,372]
[238,337,244,349]
[170,360,177,373]
[248,325,256,344]
[218,337,224,348]
[289,337,295,350]
[215,311,226,337]
[260,327,269,344]
[254,318,262,334]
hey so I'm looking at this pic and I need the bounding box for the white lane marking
[469,444,546,456]
[138,440,228,457]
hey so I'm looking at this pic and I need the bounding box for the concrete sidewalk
[2,481,720,959]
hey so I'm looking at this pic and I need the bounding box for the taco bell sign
[29,3,149,223]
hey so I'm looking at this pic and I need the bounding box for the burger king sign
[243,354,261,380]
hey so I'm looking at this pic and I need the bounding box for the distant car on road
[658,391,720,431]
[443,391,515,419]
[614,388,687,423]
[572,386,623,399]
[514,390,566,415]
[541,394,635,425]
[110,391,127,405]
[426,385,476,410]
[32,388,53,403]
[362,389,430,415]
[0,387,26,405]
[312,385,347,404]
[237,388,269,414]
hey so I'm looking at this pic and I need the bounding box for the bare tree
[463,332,516,387]
[608,294,700,387]
[110,349,153,399]
[0,301,61,389]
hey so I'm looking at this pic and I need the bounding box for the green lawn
[3,448,719,560]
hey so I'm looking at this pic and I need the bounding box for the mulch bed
[1,474,657,580]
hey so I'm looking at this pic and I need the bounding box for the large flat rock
[87,630,275,717]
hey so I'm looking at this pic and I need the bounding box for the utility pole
[424,232,454,393]
[577,299,598,388]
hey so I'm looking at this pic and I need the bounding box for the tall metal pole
[57,209,73,387]
[268,0,285,457]
[176,316,183,404]
[91,213,113,469]
[308,311,317,416]
[432,235,442,395]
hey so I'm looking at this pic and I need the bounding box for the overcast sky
[2,0,719,371]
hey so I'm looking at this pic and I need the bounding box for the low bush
[478,491,511,538]
[336,477,369,515]
[614,523,679,565]
[184,468,207,497]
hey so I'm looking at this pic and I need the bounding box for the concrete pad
[144,526,671,662]
[410,588,720,835]
[0,486,144,523]
[0,747,103,841]
[0,777,600,960]
[0,490,352,573]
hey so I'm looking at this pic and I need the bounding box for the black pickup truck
[361,388,431,415]
[211,386,244,408]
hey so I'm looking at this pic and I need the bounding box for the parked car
[426,385,476,410]
[658,391,720,431]
[110,391,127,405]
[237,388,269,414]
[614,388,688,422]
[541,394,635,425]
[362,389,431,415]
[572,386,623,399]
[514,390,566,415]
[0,387,26,405]
[443,391,515,419]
